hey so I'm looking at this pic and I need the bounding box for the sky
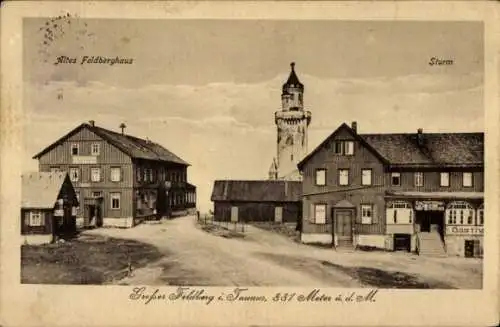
[23,18,484,212]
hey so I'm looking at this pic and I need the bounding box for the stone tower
[269,62,312,181]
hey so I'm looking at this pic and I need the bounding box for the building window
[315,169,326,186]
[71,143,79,155]
[91,143,100,156]
[478,204,484,226]
[110,167,121,182]
[440,172,450,187]
[69,167,79,182]
[446,201,474,225]
[314,204,327,224]
[28,211,44,226]
[463,172,473,187]
[361,169,372,186]
[149,169,154,182]
[91,168,101,182]
[386,201,413,224]
[338,169,349,186]
[361,204,373,224]
[137,167,142,182]
[391,172,401,186]
[334,140,354,156]
[110,193,121,209]
[414,172,424,187]
[143,168,148,182]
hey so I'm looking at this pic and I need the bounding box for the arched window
[477,203,484,226]
[386,201,413,224]
[446,201,475,226]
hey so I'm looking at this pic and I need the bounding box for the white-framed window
[91,167,101,182]
[314,204,327,224]
[143,168,148,182]
[28,211,44,226]
[71,143,79,155]
[361,169,372,186]
[69,167,79,182]
[334,140,354,156]
[110,167,121,182]
[440,172,450,187]
[414,172,424,187]
[386,201,413,224]
[360,204,373,224]
[91,143,100,156]
[446,201,474,225]
[391,172,401,186]
[338,169,349,186]
[477,203,484,226]
[315,169,326,186]
[110,193,121,209]
[463,172,473,187]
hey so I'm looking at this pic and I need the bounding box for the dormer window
[71,143,79,155]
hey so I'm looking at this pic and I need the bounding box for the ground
[21,234,163,284]
[65,215,482,288]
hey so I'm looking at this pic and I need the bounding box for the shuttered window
[314,204,327,224]
[440,172,450,187]
[361,204,373,224]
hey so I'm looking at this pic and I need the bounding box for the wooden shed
[21,172,79,245]
[210,180,302,224]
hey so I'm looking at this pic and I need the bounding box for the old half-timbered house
[21,172,78,244]
[297,122,484,257]
[211,180,302,225]
[33,121,196,228]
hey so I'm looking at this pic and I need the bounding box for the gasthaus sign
[446,225,484,236]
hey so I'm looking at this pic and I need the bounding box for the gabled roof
[297,123,389,169]
[21,172,68,209]
[297,122,484,170]
[211,180,302,202]
[33,123,190,166]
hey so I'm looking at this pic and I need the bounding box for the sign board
[72,155,97,164]
[54,209,64,217]
[415,201,445,211]
[446,225,484,236]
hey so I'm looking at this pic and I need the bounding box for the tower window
[291,154,293,161]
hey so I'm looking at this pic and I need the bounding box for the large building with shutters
[32,121,197,228]
[297,122,484,258]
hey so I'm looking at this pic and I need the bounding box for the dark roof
[298,123,484,169]
[211,180,302,202]
[282,62,304,91]
[33,123,190,166]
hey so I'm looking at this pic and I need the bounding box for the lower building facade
[301,190,484,258]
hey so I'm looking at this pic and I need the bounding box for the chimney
[351,121,358,133]
[417,128,424,146]
[88,120,95,127]
[119,123,127,135]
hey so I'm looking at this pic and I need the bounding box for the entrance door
[464,240,474,258]
[420,214,431,232]
[335,210,353,244]
[274,206,283,223]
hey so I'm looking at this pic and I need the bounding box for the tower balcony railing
[275,110,312,124]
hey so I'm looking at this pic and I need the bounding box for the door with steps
[334,209,354,248]
[417,231,447,257]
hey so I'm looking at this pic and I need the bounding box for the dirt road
[85,216,482,288]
